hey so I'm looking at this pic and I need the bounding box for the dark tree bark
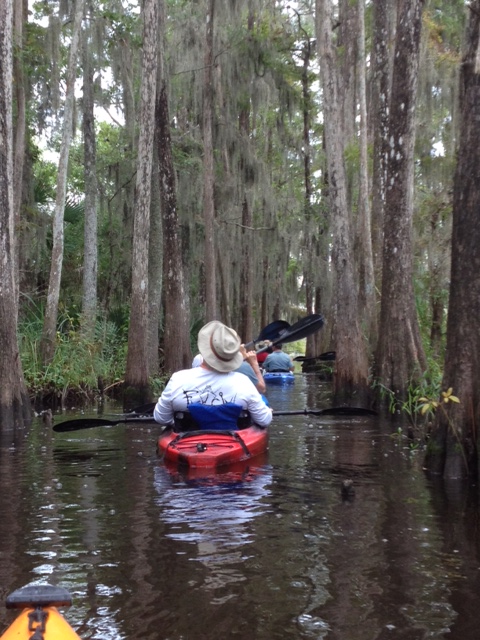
[125,0,158,404]
[147,147,162,376]
[156,0,191,374]
[239,197,253,342]
[203,0,217,321]
[425,1,480,479]
[316,0,369,405]
[0,0,30,428]
[299,31,319,359]
[374,0,427,406]
[13,0,26,288]
[370,0,395,292]
[81,11,98,335]
[355,0,376,343]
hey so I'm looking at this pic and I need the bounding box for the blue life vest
[187,403,244,431]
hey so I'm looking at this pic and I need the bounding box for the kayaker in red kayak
[154,321,273,429]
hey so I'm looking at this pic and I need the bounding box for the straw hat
[197,321,243,372]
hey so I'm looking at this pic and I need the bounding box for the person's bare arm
[241,346,267,394]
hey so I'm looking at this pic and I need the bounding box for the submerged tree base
[121,384,153,413]
[0,394,32,431]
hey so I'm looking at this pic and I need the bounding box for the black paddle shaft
[273,407,377,417]
[52,406,377,433]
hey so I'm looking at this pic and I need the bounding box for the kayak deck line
[1,584,81,640]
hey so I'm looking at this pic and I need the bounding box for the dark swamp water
[1,374,480,639]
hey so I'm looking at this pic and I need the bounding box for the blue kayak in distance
[263,371,295,385]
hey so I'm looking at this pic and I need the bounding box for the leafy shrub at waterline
[19,315,127,404]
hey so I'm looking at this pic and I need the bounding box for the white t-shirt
[154,366,272,427]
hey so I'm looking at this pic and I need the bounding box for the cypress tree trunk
[147,147,162,376]
[316,0,369,405]
[81,15,98,335]
[375,0,427,407]
[40,0,84,365]
[203,0,217,321]
[13,0,26,296]
[239,197,253,342]
[425,1,480,479]
[125,0,158,404]
[370,0,395,296]
[156,0,192,374]
[0,0,30,428]
[355,0,376,342]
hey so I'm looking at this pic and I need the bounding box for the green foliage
[417,386,466,469]
[149,375,170,399]
[372,363,444,439]
[19,303,127,401]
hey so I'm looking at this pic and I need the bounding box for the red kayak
[157,425,268,469]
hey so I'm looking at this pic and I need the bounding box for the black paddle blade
[279,314,324,343]
[293,351,336,363]
[243,320,291,349]
[257,320,290,342]
[53,416,156,433]
[53,418,122,432]
[257,314,325,353]
[318,351,336,361]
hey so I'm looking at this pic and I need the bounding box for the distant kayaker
[262,344,294,373]
[154,321,273,428]
[256,341,272,369]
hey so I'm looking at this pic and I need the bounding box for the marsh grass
[19,305,127,407]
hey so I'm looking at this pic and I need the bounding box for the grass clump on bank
[19,304,128,408]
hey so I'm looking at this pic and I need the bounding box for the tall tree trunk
[124,0,158,404]
[40,0,84,364]
[370,0,395,298]
[316,0,369,405]
[299,32,318,359]
[355,0,376,343]
[0,0,30,428]
[81,12,97,335]
[147,147,162,376]
[425,1,480,479]
[375,0,427,407]
[12,0,26,299]
[203,0,217,321]
[156,0,191,374]
[239,197,253,342]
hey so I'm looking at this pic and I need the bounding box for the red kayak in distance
[157,425,269,469]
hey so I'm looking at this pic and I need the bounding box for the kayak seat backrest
[173,403,251,432]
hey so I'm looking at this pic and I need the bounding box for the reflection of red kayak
[1,584,81,640]
[163,452,269,482]
[157,426,268,469]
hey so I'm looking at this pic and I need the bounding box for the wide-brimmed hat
[197,321,243,372]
